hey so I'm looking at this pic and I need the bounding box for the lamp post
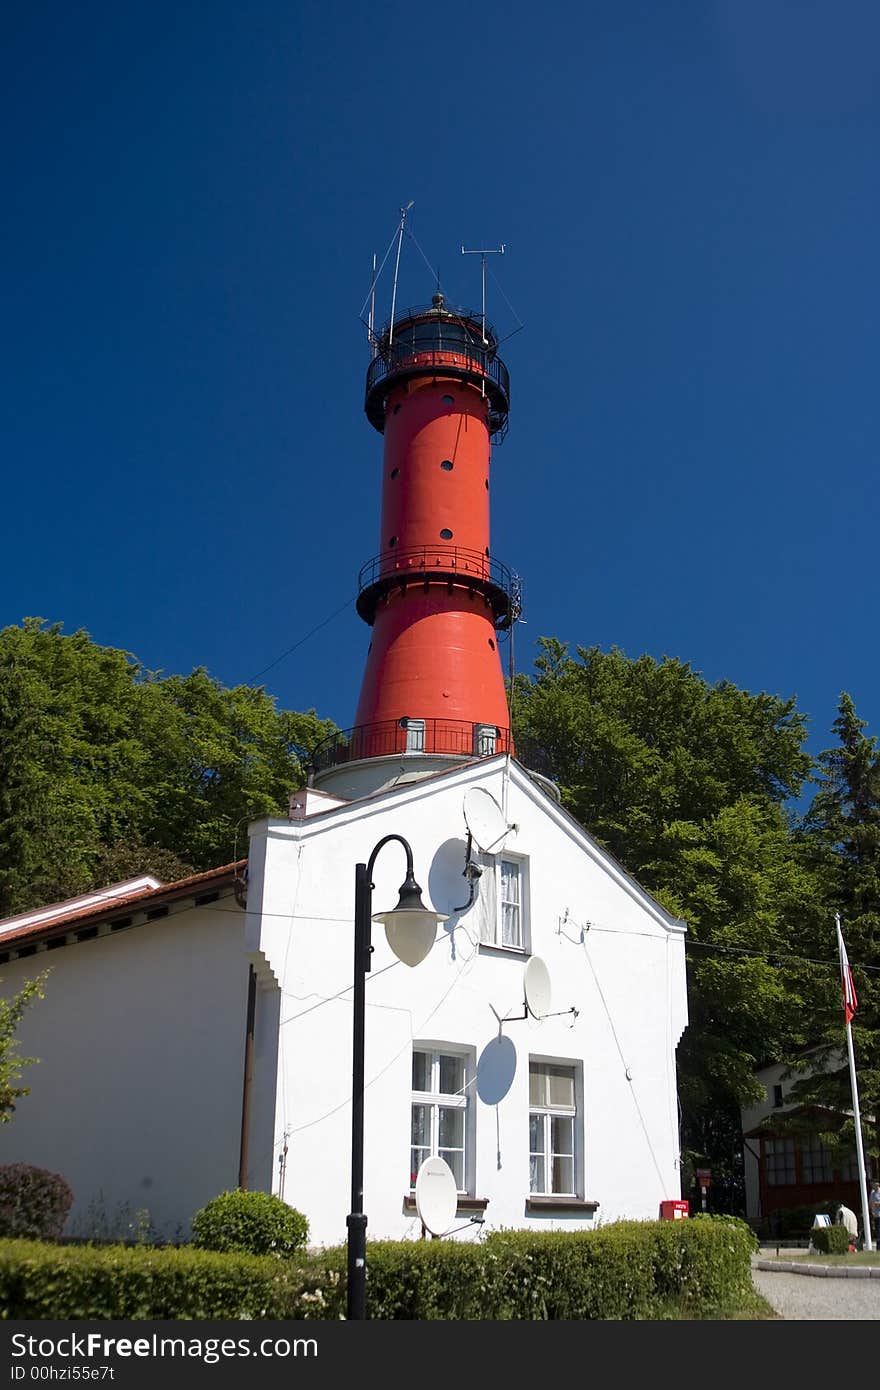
[347,834,447,1320]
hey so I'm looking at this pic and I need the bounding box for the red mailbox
[659,1200,690,1220]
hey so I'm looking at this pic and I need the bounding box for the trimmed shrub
[811,1224,852,1255]
[327,1215,757,1320]
[769,1201,837,1240]
[0,1216,758,1320]
[191,1189,308,1258]
[0,1164,73,1240]
[0,1240,337,1319]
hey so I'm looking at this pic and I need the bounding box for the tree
[789,693,880,1165]
[512,639,824,1206]
[0,972,46,1121]
[0,620,338,916]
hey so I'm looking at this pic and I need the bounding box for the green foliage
[0,1239,333,1320]
[810,1224,852,1255]
[766,1201,837,1240]
[353,1217,756,1319]
[0,1165,73,1239]
[0,1218,755,1320]
[191,1190,309,1258]
[0,973,47,1121]
[791,692,880,1161]
[0,619,337,916]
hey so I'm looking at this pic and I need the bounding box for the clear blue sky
[3,1,878,780]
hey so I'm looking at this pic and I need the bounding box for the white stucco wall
[0,899,258,1240]
[247,756,688,1248]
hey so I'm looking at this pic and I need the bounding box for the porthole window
[389,536,398,548]
[489,639,496,650]
[393,403,402,414]
[442,394,454,405]
[485,479,489,490]
[485,546,489,556]
[390,468,399,479]
[440,460,453,471]
[440,528,453,540]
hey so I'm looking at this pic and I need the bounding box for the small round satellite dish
[524,955,552,1019]
[414,1156,458,1236]
[463,787,510,853]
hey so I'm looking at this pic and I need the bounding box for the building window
[400,717,425,753]
[764,1138,796,1186]
[801,1137,833,1184]
[411,1049,469,1192]
[479,856,529,952]
[771,1084,784,1108]
[839,1150,863,1183]
[500,857,525,949]
[472,723,498,756]
[529,1062,577,1195]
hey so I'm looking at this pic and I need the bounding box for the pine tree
[793,693,880,1169]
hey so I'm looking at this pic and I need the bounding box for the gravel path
[752,1264,880,1320]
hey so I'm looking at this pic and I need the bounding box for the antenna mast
[388,201,414,347]
[368,252,377,357]
[461,243,505,342]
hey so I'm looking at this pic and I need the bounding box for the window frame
[528,1059,581,1198]
[764,1136,797,1186]
[410,1046,473,1195]
[479,853,530,954]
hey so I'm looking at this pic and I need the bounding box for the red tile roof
[0,860,247,951]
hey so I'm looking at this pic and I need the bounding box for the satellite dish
[524,956,552,1019]
[414,1156,458,1236]
[463,787,510,853]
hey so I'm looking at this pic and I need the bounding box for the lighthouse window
[440,528,453,540]
[393,403,402,414]
[389,536,398,548]
[488,639,496,651]
[441,394,455,405]
[440,460,454,471]
[390,468,400,479]
[485,480,489,490]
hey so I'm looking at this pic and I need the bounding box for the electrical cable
[248,595,356,683]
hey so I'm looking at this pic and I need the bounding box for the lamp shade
[372,873,448,967]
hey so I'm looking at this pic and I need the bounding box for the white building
[0,752,688,1245]
[741,1056,876,1230]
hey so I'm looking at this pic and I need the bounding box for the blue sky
[3,1,879,784]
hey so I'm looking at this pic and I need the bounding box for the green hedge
[0,1216,756,1320]
[0,1241,338,1320]
[344,1216,757,1319]
[810,1225,852,1255]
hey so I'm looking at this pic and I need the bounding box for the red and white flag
[836,915,858,1025]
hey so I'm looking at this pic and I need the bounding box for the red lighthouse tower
[311,288,516,792]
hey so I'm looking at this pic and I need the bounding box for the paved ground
[751,1259,880,1320]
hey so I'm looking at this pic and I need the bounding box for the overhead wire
[247,595,356,683]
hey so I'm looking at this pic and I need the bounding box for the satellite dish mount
[490,955,578,1029]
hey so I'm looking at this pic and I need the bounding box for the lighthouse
[311,288,518,796]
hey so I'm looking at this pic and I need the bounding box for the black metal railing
[308,717,512,777]
[355,545,515,628]
[358,545,511,594]
[366,345,509,406]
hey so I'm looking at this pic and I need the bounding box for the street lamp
[347,834,447,1320]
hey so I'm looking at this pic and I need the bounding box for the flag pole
[836,913,873,1251]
